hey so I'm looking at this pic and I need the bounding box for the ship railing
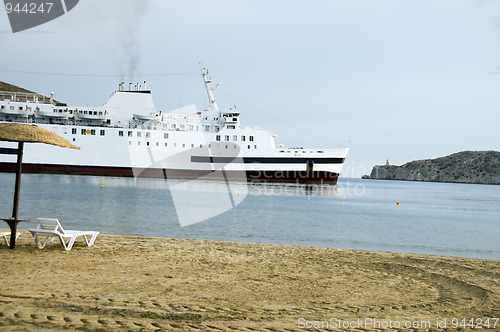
[0,91,52,104]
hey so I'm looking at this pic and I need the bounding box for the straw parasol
[0,123,79,249]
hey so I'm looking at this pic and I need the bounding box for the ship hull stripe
[191,156,345,164]
[0,147,19,155]
[0,162,339,184]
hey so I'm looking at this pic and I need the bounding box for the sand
[0,230,499,331]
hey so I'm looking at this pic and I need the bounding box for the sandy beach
[1,231,499,331]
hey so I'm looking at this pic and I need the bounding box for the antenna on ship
[200,62,220,114]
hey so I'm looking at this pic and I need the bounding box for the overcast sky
[1,0,499,177]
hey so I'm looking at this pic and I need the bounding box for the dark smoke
[75,0,151,81]
[115,0,150,80]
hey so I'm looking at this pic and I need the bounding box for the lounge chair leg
[36,235,52,249]
[59,235,76,251]
[89,233,98,246]
[3,234,9,246]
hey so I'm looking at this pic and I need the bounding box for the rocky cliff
[362,151,500,184]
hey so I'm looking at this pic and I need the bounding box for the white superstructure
[0,67,348,184]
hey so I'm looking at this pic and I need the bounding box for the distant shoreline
[362,150,500,185]
[361,176,500,186]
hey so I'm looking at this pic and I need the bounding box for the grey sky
[1,0,499,177]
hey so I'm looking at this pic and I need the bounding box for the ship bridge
[222,110,240,130]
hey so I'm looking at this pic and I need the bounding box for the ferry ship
[0,67,349,184]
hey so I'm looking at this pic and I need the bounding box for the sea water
[1,173,498,260]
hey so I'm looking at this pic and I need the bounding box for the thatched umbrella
[0,123,79,249]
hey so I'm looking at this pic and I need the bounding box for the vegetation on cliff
[363,151,500,184]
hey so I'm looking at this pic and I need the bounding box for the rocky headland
[362,150,500,184]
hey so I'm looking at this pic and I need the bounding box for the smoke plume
[114,0,150,80]
[74,0,151,81]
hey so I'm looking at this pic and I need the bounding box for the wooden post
[9,141,23,249]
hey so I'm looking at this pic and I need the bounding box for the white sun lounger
[29,218,99,251]
[1,231,21,246]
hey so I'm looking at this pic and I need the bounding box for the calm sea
[1,173,498,260]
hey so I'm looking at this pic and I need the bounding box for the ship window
[146,132,151,138]
[172,124,176,130]
[72,128,77,135]
[1,106,4,109]
[137,132,141,137]
[225,145,228,149]
[191,144,194,148]
[225,135,229,141]
[165,143,167,146]
[182,143,185,147]
[138,141,140,145]
[156,142,159,146]
[81,129,86,135]
[249,136,254,141]
[247,145,250,149]
[128,131,132,137]
[204,125,210,132]
[164,133,168,139]
[19,107,23,111]
[200,144,203,148]
[254,145,257,149]
[227,125,235,129]
[233,135,237,141]
[10,106,14,110]
[241,136,245,141]
[119,131,123,137]
[147,142,150,146]
[100,130,105,136]
[216,135,221,141]
[129,141,132,145]
[174,143,177,147]
[90,129,96,135]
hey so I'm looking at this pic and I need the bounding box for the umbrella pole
[9,142,23,249]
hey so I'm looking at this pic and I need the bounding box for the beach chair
[1,231,20,246]
[29,218,99,251]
